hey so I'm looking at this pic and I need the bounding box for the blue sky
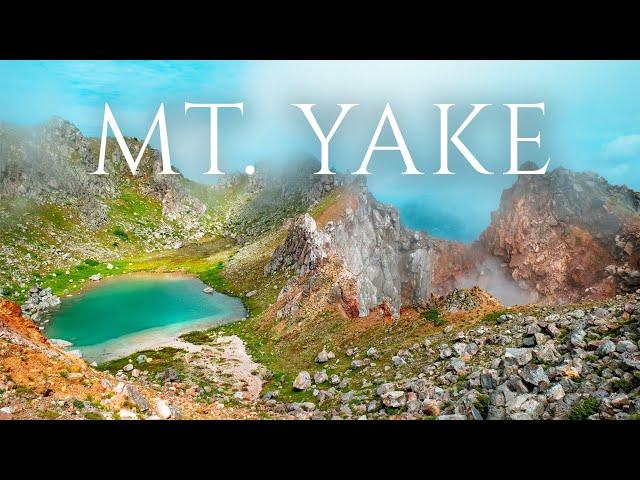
[1,60,640,241]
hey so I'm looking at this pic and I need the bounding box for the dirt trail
[163,335,264,400]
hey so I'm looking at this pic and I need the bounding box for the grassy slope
[0,180,513,408]
[3,173,514,407]
[0,186,173,300]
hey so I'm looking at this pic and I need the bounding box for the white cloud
[604,134,640,158]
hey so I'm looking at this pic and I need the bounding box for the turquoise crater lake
[43,274,246,363]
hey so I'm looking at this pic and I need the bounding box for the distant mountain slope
[0,118,336,301]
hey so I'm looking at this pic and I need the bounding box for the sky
[1,60,640,242]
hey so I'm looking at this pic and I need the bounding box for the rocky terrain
[0,297,270,420]
[249,287,638,420]
[3,117,640,421]
[0,119,336,304]
[481,163,640,302]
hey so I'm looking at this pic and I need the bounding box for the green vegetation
[612,372,640,393]
[38,409,61,419]
[422,307,445,326]
[14,385,34,395]
[474,393,490,418]
[83,412,104,420]
[97,347,184,382]
[566,396,600,420]
[481,310,507,323]
[198,261,226,291]
[179,330,214,345]
[112,228,129,242]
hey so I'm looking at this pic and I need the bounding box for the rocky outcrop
[480,164,640,302]
[267,186,523,318]
[20,284,60,323]
[264,214,330,276]
[267,164,640,318]
[430,286,501,314]
[326,190,454,317]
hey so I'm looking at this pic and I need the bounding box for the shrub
[83,412,104,420]
[113,228,129,241]
[612,373,640,393]
[474,393,490,418]
[180,330,213,345]
[567,396,600,420]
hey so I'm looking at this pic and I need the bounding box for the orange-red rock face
[431,241,487,296]
[0,298,47,344]
[480,167,640,302]
[267,167,640,317]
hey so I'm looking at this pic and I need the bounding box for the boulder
[67,372,84,383]
[376,383,394,397]
[504,348,533,367]
[519,364,550,390]
[391,356,406,367]
[546,384,565,402]
[155,400,172,419]
[293,371,312,391]
[452,342,467,356]
[381,391,406,408]
[313,370,328,384]
[315,348,332,363]
[597,339,616,356]
[422,399,440,416]
[622,351,640,370]
[447,358,467,375]
[534,342,561,363]
[124,385,149,411]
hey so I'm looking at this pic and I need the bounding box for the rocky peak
[267,164,640,318]
[267,186,496,318]
[480,166,640,302]
[265,214,330,276]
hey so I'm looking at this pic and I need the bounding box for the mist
[458,256,538,306]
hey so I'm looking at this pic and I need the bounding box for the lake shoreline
[78,315,244,363]
[60,270,201,298]
[43,273,247,363]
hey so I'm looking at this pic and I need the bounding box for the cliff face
[326,188,484,317]
[267,166,640,318]
[267,185,501,318]
[480,166,640,302]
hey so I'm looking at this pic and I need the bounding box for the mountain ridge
[3,117,640,420]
